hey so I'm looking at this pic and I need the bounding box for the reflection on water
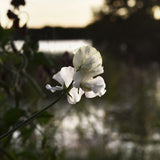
[55,106,105,148]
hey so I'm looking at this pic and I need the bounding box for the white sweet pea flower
[46,66,83,104]
[46,46,106,104]
[73,46,106,98]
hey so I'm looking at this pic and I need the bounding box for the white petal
[53,66,75,87]
[73,47,85,70]
[89,76,106,93]
[82,76,106,98]
[73,71,84,88]
[67,87,84,104]
[45,84,63,93]
[73,66,104,88]
[87,66,104,79]
[73,46,102,71]
[85,89,106,98]
[53,72,64,86]
[85,91,98,98]
[73,46,104,84]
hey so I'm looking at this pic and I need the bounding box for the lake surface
[11,39,160,159]
[14,39,92,54]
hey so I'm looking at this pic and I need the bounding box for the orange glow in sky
[0,0,104,28]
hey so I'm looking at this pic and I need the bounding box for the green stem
[0,82,73,141]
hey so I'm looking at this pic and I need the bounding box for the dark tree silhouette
[87,0,160,64]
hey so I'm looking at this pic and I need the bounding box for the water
[14,39,92,54]
[9,40,160,159]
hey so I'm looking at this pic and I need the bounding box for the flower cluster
[46,46,106,104]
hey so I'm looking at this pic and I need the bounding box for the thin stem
[0,82,73,141]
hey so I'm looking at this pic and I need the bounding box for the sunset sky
[0,0,104,28]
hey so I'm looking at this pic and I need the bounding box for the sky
[0,0,104,28]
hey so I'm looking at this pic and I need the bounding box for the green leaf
[3,108,24,127]
[37,111,53,125]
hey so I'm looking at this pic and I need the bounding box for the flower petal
[73,66,104,88]
[53,66,75,87]
[73,71,84,88]
[73,47,85,70]
[87,66,104,79]
[73,46,104,85]
[45,84,63,93]
[53,72,64,86]
[67,87,84,104]
[73,46,102,71]
[85,89,106,98]
[82,76,106,98]
[85,91,98,98]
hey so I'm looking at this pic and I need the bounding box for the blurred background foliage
[88,0,160,64]
[1,0,160,160]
